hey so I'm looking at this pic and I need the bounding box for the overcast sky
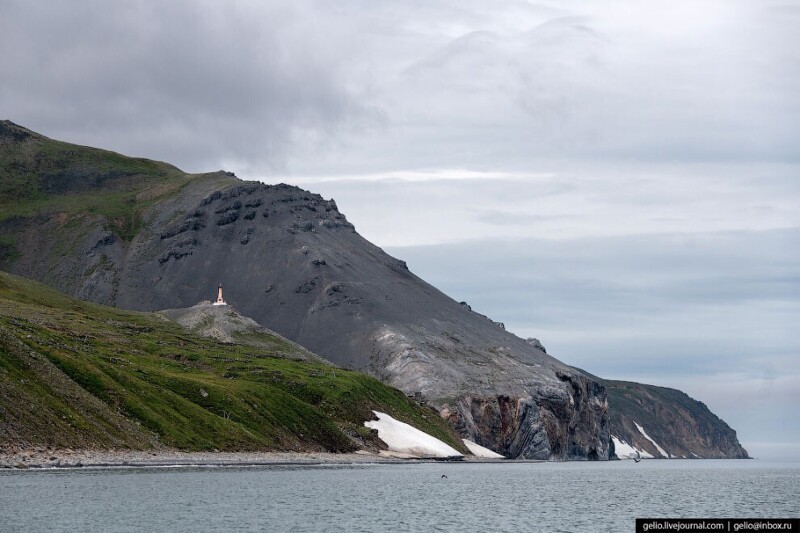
[2,0,798,459]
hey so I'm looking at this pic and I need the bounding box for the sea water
[1,460,797,532]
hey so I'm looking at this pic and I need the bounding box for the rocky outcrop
[159,302,332,365]
[526,338,547,353]
[445,374,609,460]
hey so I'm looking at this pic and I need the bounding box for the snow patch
[634,422,669,458]
[463,439,505,459]
[376,332,398,342]
[364,411,463,458]
[612,436,654,459]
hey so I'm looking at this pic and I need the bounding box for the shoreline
[0,450,760,471]
[0,449,402,470]
[1,449,510,470]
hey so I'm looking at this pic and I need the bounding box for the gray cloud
[290,163,799,247]
[472,209,574,227]
[278,0,800,175]
[0,0,379,172]
[387,229,799,363]
[3,1,798,176]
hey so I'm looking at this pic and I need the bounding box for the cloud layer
[2,1,799,174]
[0,0,378,171]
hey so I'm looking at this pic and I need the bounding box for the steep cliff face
[445,371,608,460]
[603,379,748,459]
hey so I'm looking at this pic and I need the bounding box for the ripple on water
[1,460,798,532]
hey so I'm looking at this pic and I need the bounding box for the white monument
[213,284,227,306]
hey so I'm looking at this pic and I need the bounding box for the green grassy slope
[0,271,467,454]
[0,120,234,242]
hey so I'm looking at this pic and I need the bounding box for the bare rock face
[449,372,608,460]
[526,338,547,353]
[446,384,608,460]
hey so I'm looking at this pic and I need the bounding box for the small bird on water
[441,474,447,479]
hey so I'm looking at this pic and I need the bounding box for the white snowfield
[364,411,463,458]
[462,439,505,459]
[612,435,654,459]
[634,422,670,458]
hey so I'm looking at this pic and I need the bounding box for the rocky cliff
[0,121,748,459]
[603,379,748,459]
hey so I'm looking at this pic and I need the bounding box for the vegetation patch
[0,236,19,266]
[0,271,466,453]
[0,122,237,241]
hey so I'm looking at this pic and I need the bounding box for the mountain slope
[0,121,748,459]
[0,121,609,459]
[0,270,466,454]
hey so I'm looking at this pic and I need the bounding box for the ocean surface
[1,460,797,532]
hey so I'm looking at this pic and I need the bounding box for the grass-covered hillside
[0,120,235,244]
[0,271,467,454]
